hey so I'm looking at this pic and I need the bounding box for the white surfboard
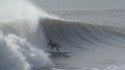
[49,51,70,57]
[50,51,70,54]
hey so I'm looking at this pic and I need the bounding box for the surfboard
[49,51,70,57]
[50,51,70,54]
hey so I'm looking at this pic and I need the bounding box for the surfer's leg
[55,46,60,51]
[56,44,60,48]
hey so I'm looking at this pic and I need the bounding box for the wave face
[40,18,125,69]
[1,0,125,70]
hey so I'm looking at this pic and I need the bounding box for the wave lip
[41,18,125,49]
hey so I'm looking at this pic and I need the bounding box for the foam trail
[0,32,30,70]
[0,31,55,70]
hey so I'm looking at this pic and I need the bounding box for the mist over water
[1,0,125,70]
[0,0,55,70]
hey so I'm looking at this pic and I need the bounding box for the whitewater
[1,0,125,70]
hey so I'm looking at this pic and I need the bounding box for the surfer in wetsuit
[48,40,60,51]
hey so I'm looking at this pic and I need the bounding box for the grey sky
[32,0,125,10]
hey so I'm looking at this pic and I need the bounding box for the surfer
[48,40,60,51]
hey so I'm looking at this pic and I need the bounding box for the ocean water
[1,0,125,70]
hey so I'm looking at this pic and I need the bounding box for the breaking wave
[1,0,125,70]
[40,18,125,69]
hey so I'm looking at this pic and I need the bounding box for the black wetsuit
[48,40,60,51]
